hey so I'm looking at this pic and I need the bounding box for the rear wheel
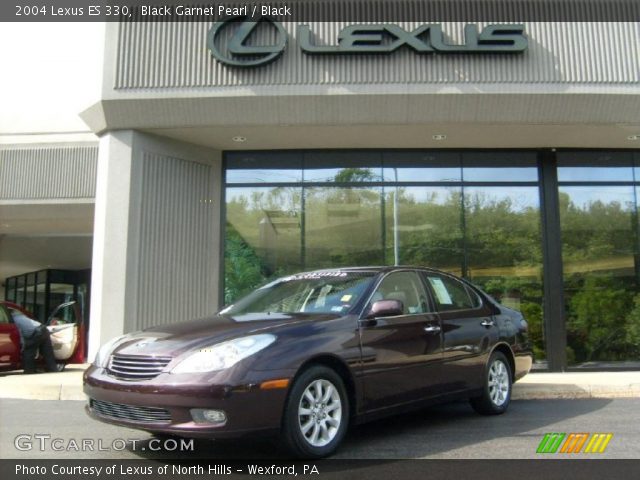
[281,365,349,458]
[470,351,512,415]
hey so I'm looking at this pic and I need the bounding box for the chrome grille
[107,354,172,380]
[89,399,171,423]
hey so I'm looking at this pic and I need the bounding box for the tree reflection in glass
[225,186,303,304]
[560,186,638,365]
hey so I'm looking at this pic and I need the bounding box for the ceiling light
[432,134,447,141]
[627,135,640,141]
[232,136,247,143]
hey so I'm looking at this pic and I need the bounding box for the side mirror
[367,299,403,319]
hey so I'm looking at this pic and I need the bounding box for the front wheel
[470,351,512,415]
[281,366,349,458]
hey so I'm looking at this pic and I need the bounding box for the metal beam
[539,150,567,371]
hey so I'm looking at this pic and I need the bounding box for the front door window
[371,271,432,315]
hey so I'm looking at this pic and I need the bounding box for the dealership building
[1,2,640,371]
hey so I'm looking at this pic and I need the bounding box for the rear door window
[424,274,476,312]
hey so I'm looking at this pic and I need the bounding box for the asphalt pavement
[1,398,638,459]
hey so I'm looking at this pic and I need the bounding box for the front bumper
[83,365,295,438]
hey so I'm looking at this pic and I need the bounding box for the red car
[0,301,85,372]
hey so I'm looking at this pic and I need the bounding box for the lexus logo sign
[208,17,528,67]
[207,17,287,67]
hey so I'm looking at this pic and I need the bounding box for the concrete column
[88,131,135,360]
[88,130,221,361]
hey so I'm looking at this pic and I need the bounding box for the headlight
[94,335,129,367]
[171,334,276,374]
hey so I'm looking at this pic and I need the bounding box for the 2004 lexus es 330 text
[84,267,532,457]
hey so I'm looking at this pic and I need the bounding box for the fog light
[190,408,227,424]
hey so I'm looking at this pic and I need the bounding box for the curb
[0,366,88,401]
[4,385,638,401]
[512,383,640,400]
[0,384,86,401]
[1,370,639,401]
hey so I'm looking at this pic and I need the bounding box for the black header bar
[2,0,640,22]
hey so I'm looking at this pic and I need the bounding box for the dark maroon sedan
[84,267,532,457]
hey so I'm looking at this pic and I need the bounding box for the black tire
[281,365,349,458]
[470,351,512,415]
[55,362,66,372]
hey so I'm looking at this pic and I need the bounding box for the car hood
[110,312,338,358]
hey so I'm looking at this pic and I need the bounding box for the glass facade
[224,151,546,362]
[224,150,640,368]
[558,152,640,366]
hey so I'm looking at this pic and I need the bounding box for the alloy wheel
[488,359,510,406]
[297,379,342,447]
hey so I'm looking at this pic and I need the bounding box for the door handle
[423,325,441,334]
[481,319,495,327]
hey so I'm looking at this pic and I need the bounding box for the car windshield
[221,271,376,318]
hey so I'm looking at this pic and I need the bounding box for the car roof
[300,266,455,276]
